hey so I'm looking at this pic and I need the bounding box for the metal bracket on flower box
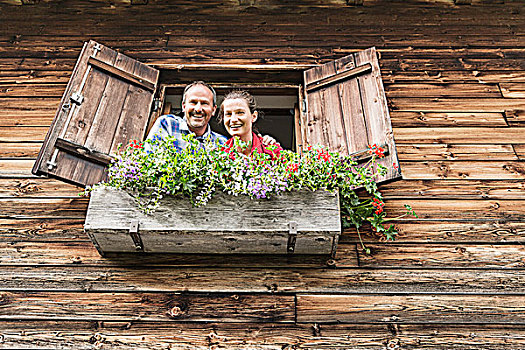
[287,221,298,254]
[129,220,144,252]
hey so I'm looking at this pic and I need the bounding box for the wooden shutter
[302,47,401,184]
[32,41,159,187]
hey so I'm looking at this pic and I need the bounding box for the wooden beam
[454,0,472,5]
[347,0,363,5]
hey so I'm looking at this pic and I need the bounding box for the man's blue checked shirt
[144,114,228,153]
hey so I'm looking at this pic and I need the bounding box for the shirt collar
[181,116,213,140]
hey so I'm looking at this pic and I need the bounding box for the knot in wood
[326,259,336,268]
[386,338,400,349]
[168,305,183,318]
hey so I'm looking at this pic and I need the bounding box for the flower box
[84,186,341,256]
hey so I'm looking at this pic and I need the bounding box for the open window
[33,41,401,187]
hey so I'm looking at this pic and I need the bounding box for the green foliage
[83,136,417,246]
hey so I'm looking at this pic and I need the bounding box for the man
[145,81,227,152]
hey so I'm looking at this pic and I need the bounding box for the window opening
[161,85,299,150]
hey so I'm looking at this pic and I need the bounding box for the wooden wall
[1,0,524,348]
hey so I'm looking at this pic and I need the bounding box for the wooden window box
[84,186,341,256]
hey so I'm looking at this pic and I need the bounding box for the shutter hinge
[287,221,298,254]
[129,220,144,252]
[152,98,162,112]
[301,100,307,114]
[92,43,102,57]
[70,92,84,106]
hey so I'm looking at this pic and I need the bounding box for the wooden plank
[356,244,525,268]
[87,56,156,92]
[378,112,508,127]
[109,59,159,152]
[396,144,518,160]
[0,198,88,218]
[0,143,41,157]
[0,70,71,83]
[0,218,85,241]
[0,126,47,141]
[1,266,524,294]
[390,98,525,112]
[380,58,525,71]
[303,59,352,153]
[381,198,525,220]
[0,159,35,177]
[0,178,80,198]
[385,71,525,84]
[297,294,525,324]
[0,292,295,323]
[343,221,525,243]
[354,47,401,183]
[2,322,523,350]
[385,83,501,98]
[0,83,66,97]
[305,63,371,93]
[401,161,525,180]
[393,127,525,144]
[380,180,525,199]
[0,241,358,267]
[500,83,525,98]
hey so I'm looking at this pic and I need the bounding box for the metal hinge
[70,92,84,106]
[152,98,162,112]
[129,220,144,252]
[287,221,298,254]
[301,100,307,114]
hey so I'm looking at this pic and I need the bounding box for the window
[33,41,401,187]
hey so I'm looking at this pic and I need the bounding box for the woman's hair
[217,90,257,123]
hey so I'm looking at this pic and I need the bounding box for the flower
[94,135,416,243]
[369,144,385,158]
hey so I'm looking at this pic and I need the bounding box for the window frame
[150,64,315,152]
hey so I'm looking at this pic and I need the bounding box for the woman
[218,90,283,159]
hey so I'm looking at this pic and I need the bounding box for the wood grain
[297,294,525,324]
[1,322,523,350]
[0,266,523,293]
[0,292,295,323]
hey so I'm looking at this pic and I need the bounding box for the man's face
[182,85,216,136]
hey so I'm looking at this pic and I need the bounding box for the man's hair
[182,81,217,106]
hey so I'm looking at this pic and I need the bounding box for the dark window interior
[163,87,298,150]
[157,68,304,151]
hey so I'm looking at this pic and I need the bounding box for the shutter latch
[129,220,144,252]
[287,221,298,254]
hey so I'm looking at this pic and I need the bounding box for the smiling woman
[218,90,283,159]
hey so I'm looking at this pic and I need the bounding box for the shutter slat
[87,56,156,92]
[32,41,160,187]
[303,47,402,184]
[84,53,138,153]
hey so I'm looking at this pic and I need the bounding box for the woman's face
[222,98,258,140]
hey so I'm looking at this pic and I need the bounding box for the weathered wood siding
[1,0,524,348]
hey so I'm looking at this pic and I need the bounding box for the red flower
[372,198,385,215]
[369,144,385,158]
[393,162,399,170]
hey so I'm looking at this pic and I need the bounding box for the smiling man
[145,81,228,152]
